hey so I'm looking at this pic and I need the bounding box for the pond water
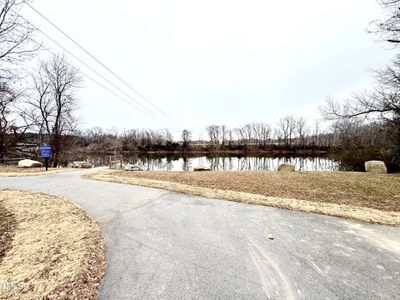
[77,155,340,172]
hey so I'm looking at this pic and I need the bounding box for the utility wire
[23,32,164,124]
[17,14,164,123]
[78,70,163,124]
[23,0,181,127]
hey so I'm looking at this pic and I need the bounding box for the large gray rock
[277,163,296,172]
[124,164,144,171]
[365,161,387,174]
[71,161,93,169]
[18,159,43,168]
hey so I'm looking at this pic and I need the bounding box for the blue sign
[40,143,52,158]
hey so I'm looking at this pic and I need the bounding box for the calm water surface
[79,155,340,172]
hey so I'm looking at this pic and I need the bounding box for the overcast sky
[21,0,394,138]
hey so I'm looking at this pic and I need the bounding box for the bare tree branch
[28,55,82,167]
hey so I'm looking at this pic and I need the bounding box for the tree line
[204,118,331,151]
[70,118,332,154]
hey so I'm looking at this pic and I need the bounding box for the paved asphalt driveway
[0,169,399,299]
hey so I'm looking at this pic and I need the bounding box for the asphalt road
[0,169,399,299]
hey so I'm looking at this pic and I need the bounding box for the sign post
[39,144,52,171]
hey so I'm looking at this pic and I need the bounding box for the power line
[78,70,163,124]
[21,31,164,124]
[17,14,164,123]
[23,0,181,127]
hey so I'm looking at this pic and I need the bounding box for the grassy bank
[0,190,105,299]
[88,170,400,226]
[0,165,74,177]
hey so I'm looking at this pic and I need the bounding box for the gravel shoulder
[87,170,400,226]
[0,190,105,299]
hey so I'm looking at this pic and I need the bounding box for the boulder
[194,166,211,172]
[365,161,387,174]
[18,159,43,168]
[124,164,144,171]
[277,163,295,172]
[71,161,93,169]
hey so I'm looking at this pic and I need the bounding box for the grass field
[88,170,400,226]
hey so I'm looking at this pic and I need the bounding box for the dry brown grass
[0,190,105,299]
[0,206,5,240]
[0,203,15,264]
[0,166,75,177]
[88,170,400,226]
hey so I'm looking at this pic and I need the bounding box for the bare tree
[0,0,39,161]
[277,116,296,146]
[181,129,191,149]
[120,129,139,151]
[87,127,107,144]
[220,125,227,147]
[324,0,400,123]
[164,129,173,144]
[321,82,399,122]
[233,127,245,147]
[0,81,23,161]
[260,123,272,148]
[369,0,400,44]
[250,122,272,148]
[296,117,308,147]
[206,125,220,146]
[320,0,400,165]
[252,123,261,147]
[242,124,253,146]
[28,55,82,167]
[309,121,321,146]
[321,57,400,158]
[0,0,38,76]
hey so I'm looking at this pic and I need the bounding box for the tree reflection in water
[75,154,340,172]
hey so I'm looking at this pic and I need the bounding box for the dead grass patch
[0,166,75,177]
[0,203,15,264]
[0,190,105,299]
[87,170,400,226]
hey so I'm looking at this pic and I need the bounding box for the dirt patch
[0,190,105,299]
[87,170,400,226]
[0,166,75,177]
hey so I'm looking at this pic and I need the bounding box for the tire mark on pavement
[248,237,297,300]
